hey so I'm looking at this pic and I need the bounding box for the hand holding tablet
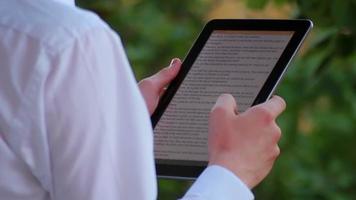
[151,19,313,179]
[208,94,286,188]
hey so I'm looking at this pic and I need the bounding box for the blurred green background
[77,0,356,199]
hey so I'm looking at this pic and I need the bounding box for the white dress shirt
[0,0,254,199]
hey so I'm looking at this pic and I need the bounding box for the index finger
[211,94,238,116]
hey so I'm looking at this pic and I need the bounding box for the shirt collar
[52,0,75,7]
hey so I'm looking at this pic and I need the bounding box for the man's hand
[208,94,286,189]
[138,58,181,115]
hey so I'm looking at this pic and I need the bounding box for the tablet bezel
[151,19,313,179]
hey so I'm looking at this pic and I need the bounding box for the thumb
[211,94,238,116]
[151,58,181,92]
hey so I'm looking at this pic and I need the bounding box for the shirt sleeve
[44,27,157,200]
[181,165,254,200]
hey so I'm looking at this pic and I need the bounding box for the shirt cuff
[182,165,254,200]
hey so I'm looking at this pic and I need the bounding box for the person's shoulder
[0,0,111,53]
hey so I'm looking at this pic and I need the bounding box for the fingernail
[170,58,179,68]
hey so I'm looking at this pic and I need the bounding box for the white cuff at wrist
[182,165,254,200]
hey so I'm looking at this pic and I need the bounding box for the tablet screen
[154,30,294,165]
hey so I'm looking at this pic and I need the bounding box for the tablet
[151,19,313,179]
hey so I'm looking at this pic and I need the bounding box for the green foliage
[78,0,209,79]
[246,0,269,9]
[246,0,356,199]
[77,0,356,199]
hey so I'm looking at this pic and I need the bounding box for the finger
[258,95,286,118]
[211,94,238,116]
[159,87,167,97]
[151,58,181,91]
